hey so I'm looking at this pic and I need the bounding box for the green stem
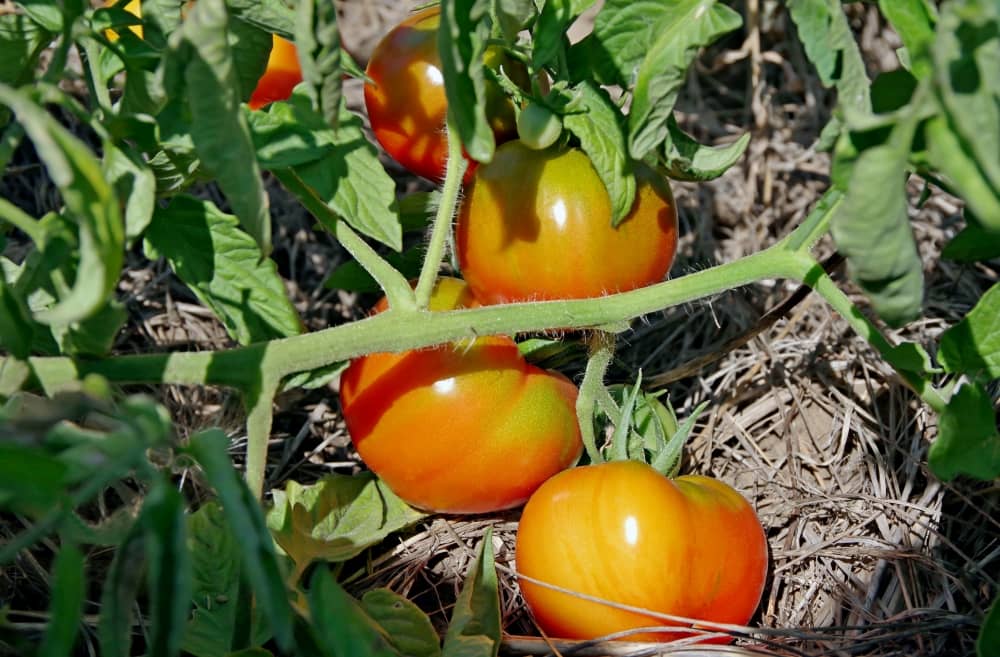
[272,168,414,311]
[577,332,616,464]
[244,375,279,500]
[780,188,842,253]
[79,38,113,112]
[0,197,44,244]
[414,117,467,309]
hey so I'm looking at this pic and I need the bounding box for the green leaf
[929,381,1000,481]
[531,0,575,72]
[0,275,34,359]
[186,430,294,651]
[361,590,442,657]
[938,282,1000,380]
[286,98,402,251]
[183,502,271,657]
[562,81,635,225]
[308,569,402,657]
[166,0,272,253]
[886,342,941,377]
[39,543,85,657]
[227,0,296,38]
[943,210,1000,262]
[280,361,348,393]
[490,0,537,41]
[0,13,51,87]
[628,1,742,160]
[143,477,192,657]
[980,595,1000,657]
[102,144,156,245]
[0,442,70,514]
[266,473,426,578]
[228,17,273,104]
[247,101,336,169]
[439,0,494,164]
[0,86,124,325]
[98,519,146,657]
[15,0,63,33]
[144,195,303,345]
[878,0,936,78]
[926,114,1000,231]
[324,247,424,294]
[661,115,750,182]
[831,113,924,327]
[442,528,500,657]
[787,0,871,115]
[294,0,342,128]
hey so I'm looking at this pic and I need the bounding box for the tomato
[516,461,767,642]
[456,141,679,304]
[363,6,521,182]
[248,34,303,110]
[339,278,583,514]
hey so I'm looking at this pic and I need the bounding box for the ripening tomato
[456,141,679,304]
[363,6,522,182]
[516,461,767,643]
[248,34,303,110]
[339,278,583,514]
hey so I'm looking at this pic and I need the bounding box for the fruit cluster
[335,6,768,647]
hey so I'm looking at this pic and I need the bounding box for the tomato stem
[577,332,617,464]
[414,116,467,309]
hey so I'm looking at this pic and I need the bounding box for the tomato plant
[339,279,583,514]
[363,6,521,182]
[516,460,768,642]
[456,141,679,304]
[247,34,302,110]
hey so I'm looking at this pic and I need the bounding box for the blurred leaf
[943,210,1000,262]
[0,13,51,87]
[143,477,192,657]
[15,0,63,32]
[531,0,584,72]
[186,429,294,651]
[886,341,941,377]
[295,0,342,128]
[38,543,84,657]
[398,191,440,233]
[0,275,34,359]
[929,381,1000,481]
[938,282,1000,380]
[99,518,146,657]
[980,596,1000,657]
[361,589,442,657]
[661,115,750,182]
[183,502,271,657]
[308,569,401,657]
[324,247,424,294]
[878,0,936,79]
[0,85,124,325]
[267,473,426,578]
[102,144,156,245]
[831,113,924,327]
[439,0,494,164]
[165,0,272,253]
[227,0,296,38]
[787,0,871,115]
[628,0,742,160]
[226,651,273,657]
[562,81,635,225]
[280,361,348,393]
[490,0,537,41]
[442,528,500,657]
[517,338,585,370]
[927,0,1000,231]
[144,195,303,345]
[285,98,402,251]
[228,18,273,104]
[0,443,69,515]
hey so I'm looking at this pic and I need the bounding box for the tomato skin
[248,34,303,110]
[516,461,768,642]
[456,141,679,304]
[339,279,583,514]
[363,7,519,182]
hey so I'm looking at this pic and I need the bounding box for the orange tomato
[516,461,768,642]
[339,278,583,514]
[456,141,679,304]
[248,34,303,110]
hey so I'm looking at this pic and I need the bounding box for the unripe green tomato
[517,102,562,150]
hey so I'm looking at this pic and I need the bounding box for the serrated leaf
[562,81,635,225]
[362,589,442,657]
[285,98,402,250]
[167,0,271,253]
[938,282,1000,380]
[186,429,294,651]
[295,0,342,128]
[787,0,871,115]
[183,502,271,657]
[628,1,742,160]
[309,570,402,657]
[943,210,1000,262]
[266,473,426,578]
[144,195,302,345]
[831,113,924,327]
[102,144,156,245]
[661,115,750,181]
[0,85,123,326]
[39,543,84,657]
[442,528,500,657]
[929,382,1000,481]
[227,0,296,38]
[439,0,494,164]
[246,100,336,169]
